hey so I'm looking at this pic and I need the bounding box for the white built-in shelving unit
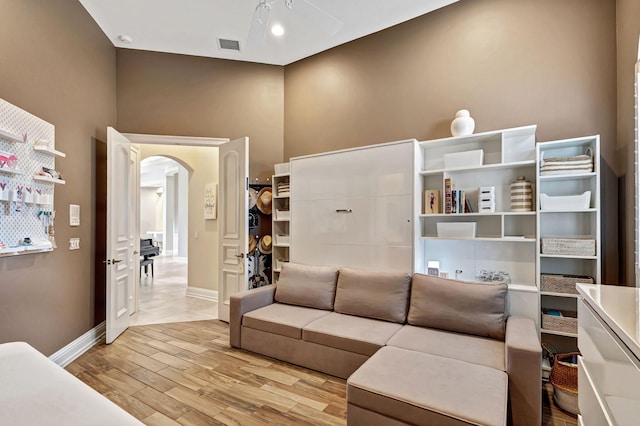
[536,136,601,350]
[415,126,540,323]
[272,170,290,282]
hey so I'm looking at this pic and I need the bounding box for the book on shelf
[452,189,466,214]
[465,197,473,213]
[423,189,441,214]
[444,178,453,214]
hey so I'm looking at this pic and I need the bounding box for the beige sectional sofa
[230,263,541,426]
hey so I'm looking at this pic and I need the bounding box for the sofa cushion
[274,263,339,310]
[303,312,402,356]
[347,346,508,426]
[408,274,507,340]
[333,268,411,323]
[242,303,330,340]
[387,325,505,371]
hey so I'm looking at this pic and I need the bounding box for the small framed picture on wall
[204,182,217,220]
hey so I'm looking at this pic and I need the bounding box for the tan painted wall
[138,144,220,291]
[116,50,284,183]
[0,0,116,355]
[284,0,619,283]
[617,0,640,286]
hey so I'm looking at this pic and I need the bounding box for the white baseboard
[186,286,218,301]
[49,321,105,368]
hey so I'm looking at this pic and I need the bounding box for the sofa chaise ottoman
[230,263,541,426]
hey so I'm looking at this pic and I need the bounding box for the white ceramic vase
[450,109,475,137]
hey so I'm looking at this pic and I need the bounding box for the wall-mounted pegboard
[0,98,65,257]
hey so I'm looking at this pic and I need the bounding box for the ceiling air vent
[218,38,240,52]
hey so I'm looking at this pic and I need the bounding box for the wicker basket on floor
[550,352,580,415]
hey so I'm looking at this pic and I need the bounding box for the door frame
[118,133,229,315]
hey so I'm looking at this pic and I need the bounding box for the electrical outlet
[69,238,80,250]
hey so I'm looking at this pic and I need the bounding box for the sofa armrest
[505,316,541,426]
[229,285,276,348]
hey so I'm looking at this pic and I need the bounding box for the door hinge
[246,177,249,190]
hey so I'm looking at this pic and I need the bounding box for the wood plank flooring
[66,320,577,425]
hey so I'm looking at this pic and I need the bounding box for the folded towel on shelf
[540,154,593,175]
[543,154,591,163]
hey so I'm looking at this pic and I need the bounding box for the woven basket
[541,274,594,295]
[541,238,595,256]
[550,352,579,414]
[542,309,577,334]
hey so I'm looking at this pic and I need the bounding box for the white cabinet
[272,171,290,282]
[577,284,640,425]
[537,137,600,346]
[290,141,414,273]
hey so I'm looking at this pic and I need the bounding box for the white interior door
[106,127,140,344]
[218,137,249,322]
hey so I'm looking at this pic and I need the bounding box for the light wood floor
[67,320,577,425]
[131,256,218,326]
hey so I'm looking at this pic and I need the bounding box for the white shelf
[540,291,580,299]
[273,218,290,222]
[274,243,290,248]
[33,175,65,185]
[539,172,596,181]
[421,236,536,242]
[541,328,577,338]
[420,160,536,176]
[0,247,53,257]
[540,254,598,260]
[539,208,596,214]
[273,172,290,178]
[420,211,535,218]
[0,167,23,176]
[508,283,539,293]
[0,128,25,143]
[33,146,66,157]
[274,194,290,199]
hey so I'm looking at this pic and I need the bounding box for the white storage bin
[274,162,290,174]
[444,149,484,169]
[540,191,590,211]
[436,222,476,238]
[275,209,290,220]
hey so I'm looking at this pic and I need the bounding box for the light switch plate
[70,204,80,226]
[69,238,80,250]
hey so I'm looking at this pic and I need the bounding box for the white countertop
[577,284,640,361]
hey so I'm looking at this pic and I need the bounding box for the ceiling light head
[271,24,284,37]
[117,34,133,44]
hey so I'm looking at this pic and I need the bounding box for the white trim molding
[186,286,219,301]
[49,321,105,368]
[123,133,229,146]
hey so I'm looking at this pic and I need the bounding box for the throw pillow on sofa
[334,268,412,323]
[274,263,339,310]
[408,273,508,340]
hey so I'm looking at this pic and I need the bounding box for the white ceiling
[78,0,459,66]
[140,156,181,188]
